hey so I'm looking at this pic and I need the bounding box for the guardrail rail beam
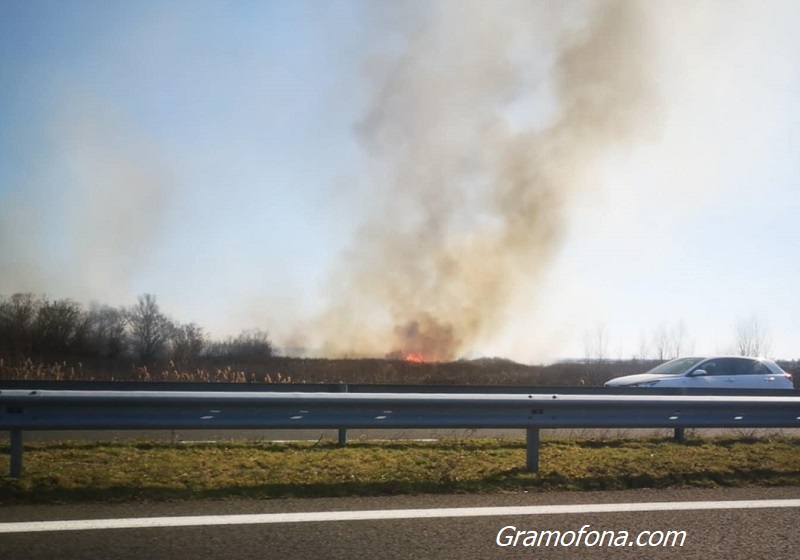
[2,388,799,477]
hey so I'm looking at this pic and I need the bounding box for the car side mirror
[690,369,708,377]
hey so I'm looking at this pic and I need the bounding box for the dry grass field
[2,436,799,505]
[0,355,663,386]
[3,354,798,388]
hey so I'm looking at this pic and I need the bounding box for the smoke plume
[0,100,171,303]
[313,0,660,360]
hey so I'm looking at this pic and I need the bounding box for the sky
[1,0,799,364]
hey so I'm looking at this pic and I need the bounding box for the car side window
[727,359,752,376]
[695,360,719,375]
[750,361,771,375]
[696,360,727,376]
[727,358,770,375]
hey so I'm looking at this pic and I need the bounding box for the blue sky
[1,0,799,363]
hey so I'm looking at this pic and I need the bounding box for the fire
[404,352,425,363]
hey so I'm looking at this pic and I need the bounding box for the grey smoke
[313,0,660,360]
[0,100,171,303]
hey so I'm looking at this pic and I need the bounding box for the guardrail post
[10,429,23,478]
[338,384,348,446]
[674,389,688,443]
[526,428,540,473]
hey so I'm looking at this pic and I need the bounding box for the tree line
[584,316,774,362]
[0,293,273,363]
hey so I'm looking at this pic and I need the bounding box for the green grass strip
[2,436,800,505]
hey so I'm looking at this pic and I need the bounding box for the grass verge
[1,436,799,505]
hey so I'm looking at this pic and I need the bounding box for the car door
[729,358,778,388]
[694,357,765,389]
[686,358,733,388]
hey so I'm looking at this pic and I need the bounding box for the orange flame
[404,352,425,363]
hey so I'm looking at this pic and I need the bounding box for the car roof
[677,356,783,370]
[689,356,772,361]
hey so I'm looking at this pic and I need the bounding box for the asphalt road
[2,487,799,559]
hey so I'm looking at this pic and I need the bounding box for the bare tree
[85,304,128,358]
[735,315,771,357]
[647,320,693,360]
[0,293,40,355]
[126,294,174,361]
[651,323,670,360]
[32,298,86,354]
[171,322,206,364]
[207,328,273,362]
[582,324,608,363]
[230,328,273,360]
[669,319,693,358]
[635,330,651,361]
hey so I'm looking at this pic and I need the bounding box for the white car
[604,356,794,390]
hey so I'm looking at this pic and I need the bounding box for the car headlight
[634,381,660,387]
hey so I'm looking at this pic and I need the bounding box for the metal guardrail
[2,388,799,477]
[1,379,795,395]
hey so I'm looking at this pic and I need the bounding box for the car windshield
[646,357,705,375]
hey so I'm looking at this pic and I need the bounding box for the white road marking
[1,499,798,534]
